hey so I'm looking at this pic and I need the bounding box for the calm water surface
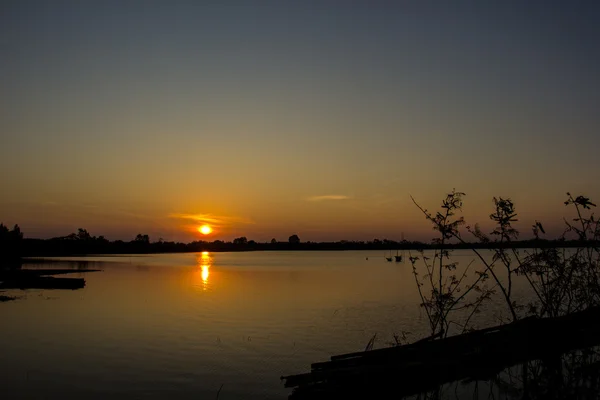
[2,250,507,399]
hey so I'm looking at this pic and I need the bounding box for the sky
[1,1,599,242]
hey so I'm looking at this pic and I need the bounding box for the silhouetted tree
[411,190,493,337]
[0,223,24,261]
[12,224,23,240]
[519,193,600,317]
[271,238,277,244]
[233,236,248,245]
[134,234,150,244]
[65,233,78,240]
[77,228,91,240]
[97,235,109,243]
[289,234,300,244]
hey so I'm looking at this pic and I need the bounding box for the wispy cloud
[169,213,255,227]
[306,195,351,202]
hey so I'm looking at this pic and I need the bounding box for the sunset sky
[1,1,599,242]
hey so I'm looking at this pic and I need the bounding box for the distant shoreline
[12,238,599,258]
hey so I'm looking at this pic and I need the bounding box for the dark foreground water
[1,250,502,399]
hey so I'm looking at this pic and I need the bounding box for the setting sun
[198,225,212,235]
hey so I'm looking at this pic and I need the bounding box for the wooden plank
[283,307,600,399]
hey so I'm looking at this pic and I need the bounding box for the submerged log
[0,268,100,278]
[0,268,99,290]
[0,276,86,290]
[282,307,600,399]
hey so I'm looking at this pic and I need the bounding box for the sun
[198,225,212,235]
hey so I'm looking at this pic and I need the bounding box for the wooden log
[0,269,100,278]
[283,307,600,399]
[0,276,86,290]
[0,295,16,302]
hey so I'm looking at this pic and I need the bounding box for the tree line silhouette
[0,224,23,261]
[0,224,597,259]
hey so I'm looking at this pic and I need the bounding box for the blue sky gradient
[1,1,599,241]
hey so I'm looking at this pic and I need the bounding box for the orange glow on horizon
[198,225,212,235]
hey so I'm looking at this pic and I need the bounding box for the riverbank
[14,238,600,257]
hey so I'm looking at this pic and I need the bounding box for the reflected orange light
[201,265,209,283]
[195,251,212,291]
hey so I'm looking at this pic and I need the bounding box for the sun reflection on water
[201,265,209,284]
[195,251,212,291]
